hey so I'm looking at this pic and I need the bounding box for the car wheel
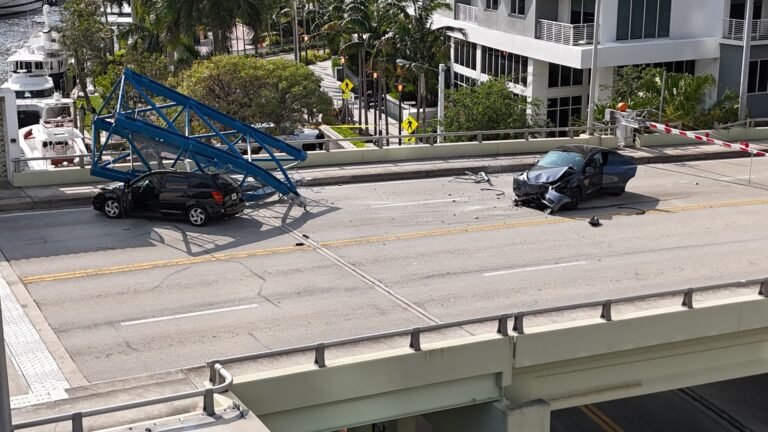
[187,205,209,227]
[103,198,122,219]
[566,188,581,210]
[608,187,626,196]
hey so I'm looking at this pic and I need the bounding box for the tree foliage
[173,56,333,133]
[443,79,542,140]
[599,66,738,129]
[58,0,111,111]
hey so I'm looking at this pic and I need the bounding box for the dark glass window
[547,96,583,130]
[452,71,477,89]
[548,64,585,88]
[748,59,768,94]
[486,0,498,11]
[480,45,527,86]
[453,38,477,70]
[511,0,525,15]
[165,175,188,189]
[616,0,672,41]
[570,0,595,24]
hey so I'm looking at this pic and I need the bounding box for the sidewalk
[0,143,756,213]
[308,60,402,138]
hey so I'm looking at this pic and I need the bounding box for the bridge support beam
[422,399,550,432]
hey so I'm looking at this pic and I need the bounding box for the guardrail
[715,117,768,129]
[12,364,233,431]
[206,278,768,383]
[455,3,478,25]
[14,278,767,429]
[722,17,768,41]
[11,125,615,173]
[536,19,594,46]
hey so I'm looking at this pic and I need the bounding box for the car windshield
[537,151,585,170]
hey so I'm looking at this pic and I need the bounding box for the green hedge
[330,126,367,148]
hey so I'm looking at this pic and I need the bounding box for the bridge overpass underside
[230,295,768,432]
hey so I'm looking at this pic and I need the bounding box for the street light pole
[739,0,755,121]
[437,63,445,144]
[586,0,602,135]
[291,0,300,63]
[396,82,404,146]
[373,71,379,146]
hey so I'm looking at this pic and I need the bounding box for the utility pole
[586,0,602,134]
[739,0,754,120]
[437,63,445,144]
[291,0,300,63]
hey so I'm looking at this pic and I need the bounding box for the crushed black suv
[92,170,246,226]
[513,145,638,211]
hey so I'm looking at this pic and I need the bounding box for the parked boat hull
[0,0,43,16]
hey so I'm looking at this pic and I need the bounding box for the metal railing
[722,18,768,41]
[12,364,233,431]
[455,3,478,24]
[10,125,615,173]
[536,19,594,46]
[14,278,768,429]
[206,278,768,381]
[715,117,768,129]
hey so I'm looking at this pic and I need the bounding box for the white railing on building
[536,19,594,46]
[455,3,478,25]
[722,17,768,41]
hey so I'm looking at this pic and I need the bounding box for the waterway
[0,6,61,84]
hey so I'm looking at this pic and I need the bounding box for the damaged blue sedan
[513,145,637,211]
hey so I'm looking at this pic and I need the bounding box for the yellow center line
[20,198,768,284]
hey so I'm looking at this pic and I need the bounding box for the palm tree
[391,0,465,130]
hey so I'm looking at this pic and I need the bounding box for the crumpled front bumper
[514,178,572,211]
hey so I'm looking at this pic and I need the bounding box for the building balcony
[722,18,768,42]
[536,19,594,46]
[454,3,478,25]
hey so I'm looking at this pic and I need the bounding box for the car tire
[103,198,122,219]
[607,187,626,196]
[566,188,581,210]
[187,205,209,227]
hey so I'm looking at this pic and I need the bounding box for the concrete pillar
[528,59,549,118]
[500,399,550,432]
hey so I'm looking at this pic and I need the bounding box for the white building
[435,0,768,125]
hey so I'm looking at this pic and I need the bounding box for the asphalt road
[1,158,768,384]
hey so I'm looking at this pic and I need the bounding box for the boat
[6,5,70,91]
[0,0,43,16]
[17,95,87,170]
[1,71,56,127]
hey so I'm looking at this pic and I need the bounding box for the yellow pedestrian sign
[402,115,419,134]
[340,79,354,93]
[342,91,351,100]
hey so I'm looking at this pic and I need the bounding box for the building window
[618,61,696,76]
[486,0,498,10]
[481,45,528,86]
[510,0,524,15]
[453,38,477,70]
[453,71,477,89]
[570,0,595,24]
[548,64,584,88]
[616,0,671,40]
[547,96,583,129]
[748,59,768,94]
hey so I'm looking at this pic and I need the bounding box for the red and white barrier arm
[646,121,767,157]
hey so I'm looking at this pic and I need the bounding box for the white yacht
[17,96,87,170]
[0,0,43,16]
[6,5,69,90]
[1,71,56,127]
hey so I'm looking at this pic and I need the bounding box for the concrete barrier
[8,135,618,187]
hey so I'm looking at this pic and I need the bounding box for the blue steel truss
[91,68,307,203]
